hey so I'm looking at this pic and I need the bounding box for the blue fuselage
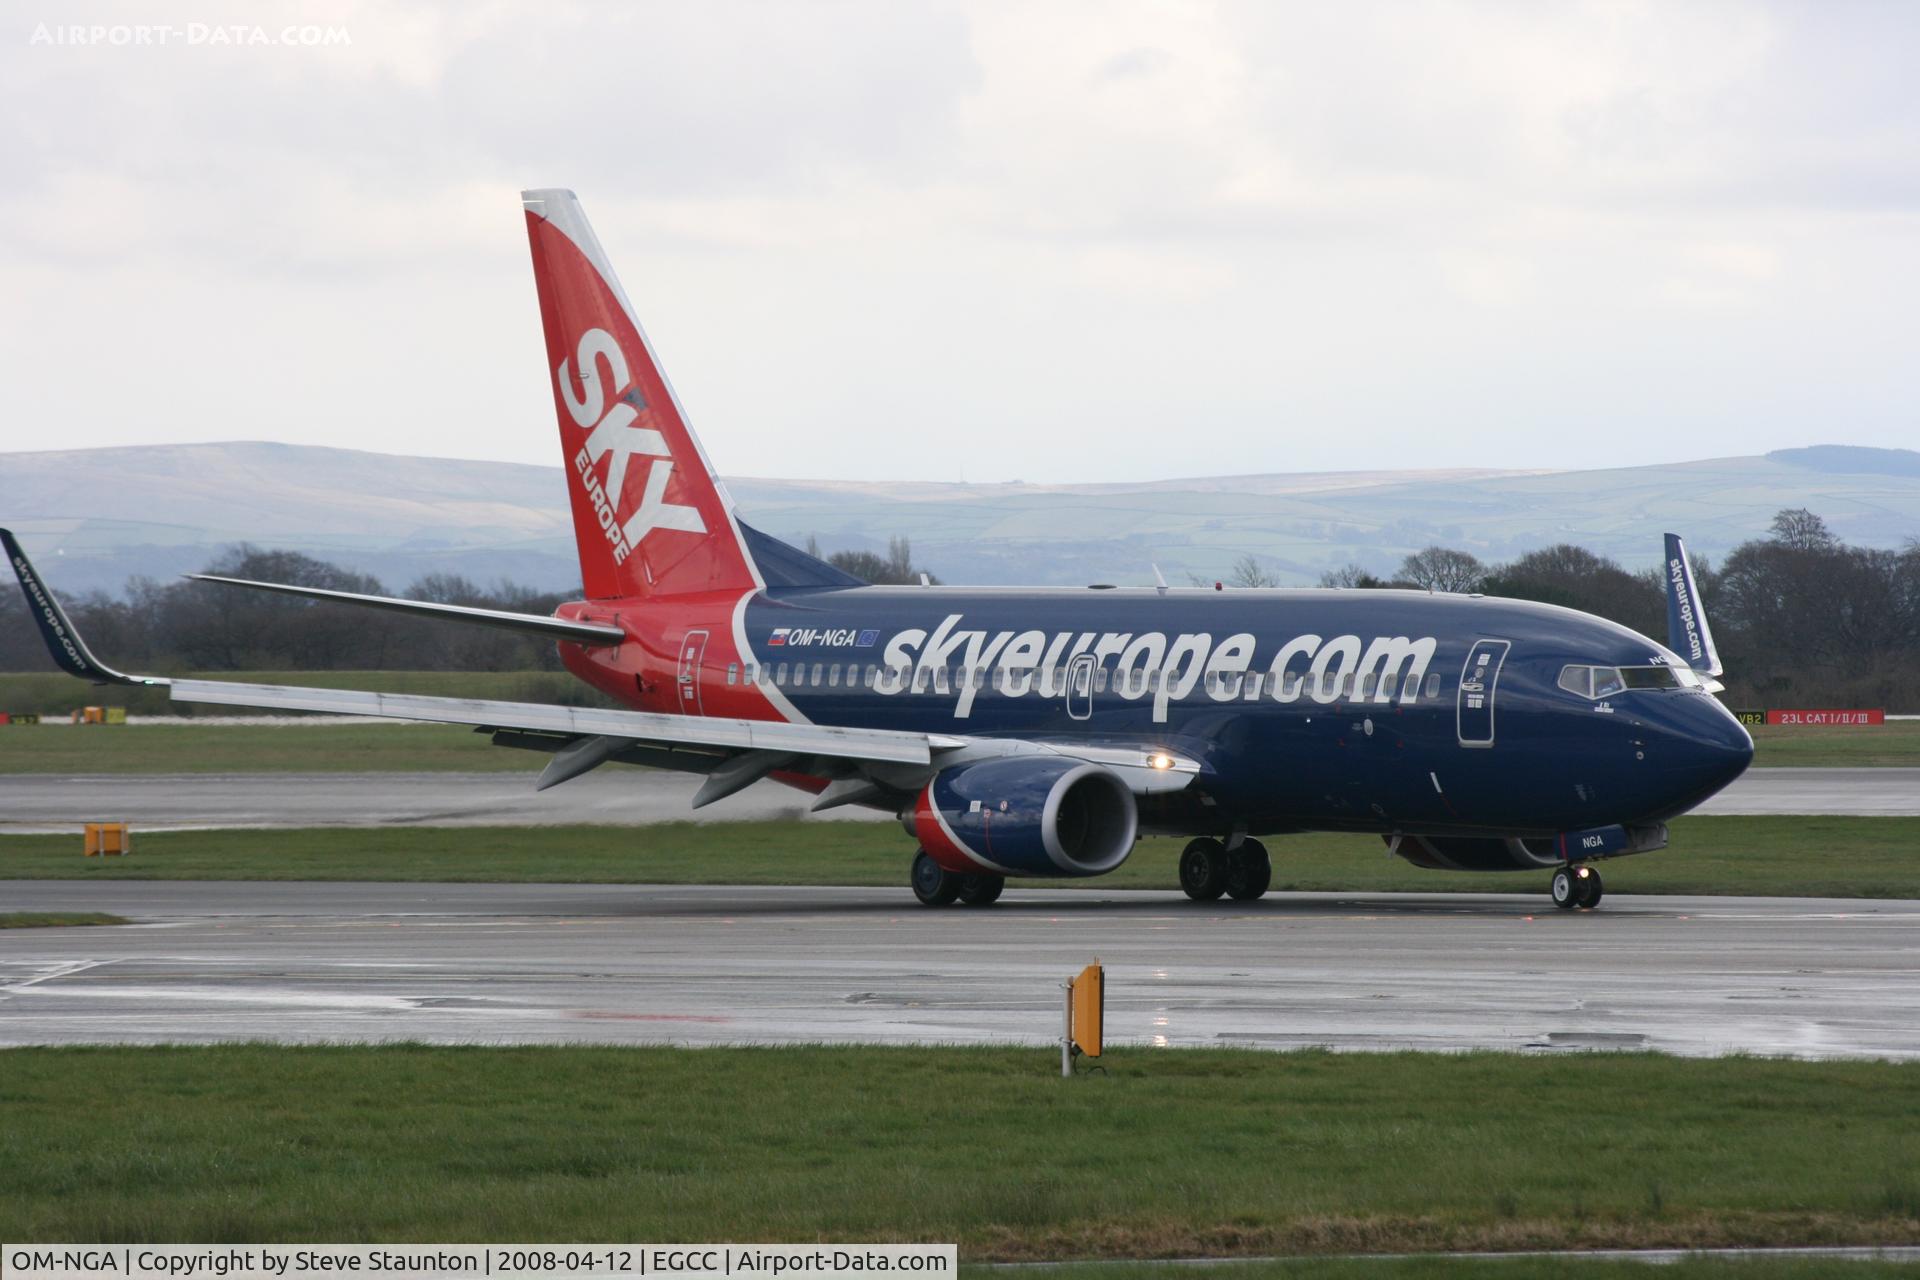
[728,585,1754,839]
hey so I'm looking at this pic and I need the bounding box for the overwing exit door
[1066,653,1094,721]
[1456,638,1510,747]
[677,630,708,716]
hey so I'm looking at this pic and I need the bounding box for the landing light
[1147,752,1175,771]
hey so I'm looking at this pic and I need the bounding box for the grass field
[0,721,536,774]
[0,911,124,928]
[1,816,1914,899]
[0,669,614,718]
[0,1045,1915,1255]
[0,683,1914,774]
[1042,1261,1920,1278]
[1749,720,1920,767]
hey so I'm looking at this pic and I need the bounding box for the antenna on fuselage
[1151,563,1169,596]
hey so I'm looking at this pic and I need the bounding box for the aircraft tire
[1179,837,1229,901]
[911,849,961,906]
[1225,839,1272,900]
[1550,867,1578,909]
[957,873,1005,906]
[1579,869,1604,909]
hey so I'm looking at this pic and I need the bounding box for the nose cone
[1647,697,1754,817]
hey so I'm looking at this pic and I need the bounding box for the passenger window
[726,663,739,686]
[1382,674,1398,699]
[1425,672,1440,698]
[1244,673,1263,700]
[827,665,840,688]
[775,663,789,686]
[1361,673,1377,699]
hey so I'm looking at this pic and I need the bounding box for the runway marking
[2,959,118,991]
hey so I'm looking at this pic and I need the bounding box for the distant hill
[4,441,1918,594]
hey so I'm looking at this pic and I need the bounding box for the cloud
[1,0,1916,481]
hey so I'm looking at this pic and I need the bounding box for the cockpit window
[1559,663,1697,698]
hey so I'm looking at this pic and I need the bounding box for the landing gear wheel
[1551,867,1578,910]
[911,849,960,906]
[1576,868,1604,909]
[1225,838,1272,900]
[957,873,1005,906]
[1179,837,1229,901]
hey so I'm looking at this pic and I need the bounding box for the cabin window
[1425,672,1440,698]
[775,662,789,686]
[1244,672,1263,700]
[827,665,840,688]
[1382,673,1398,699]
[726,663,739,685]
[864,665,878,689]
[1361,673,1377,699]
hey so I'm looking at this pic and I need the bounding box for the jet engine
[910,756,1138,878]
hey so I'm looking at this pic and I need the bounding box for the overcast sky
[3,1,1916,484]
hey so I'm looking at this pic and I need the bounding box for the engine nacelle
[911,757,1138,878]
[1389,824,1668,871]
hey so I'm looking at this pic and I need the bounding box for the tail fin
[1663,532,1723,678]
[523,188,761,601]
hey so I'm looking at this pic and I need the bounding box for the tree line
[3,517,1913,707]
[1305,509,1920,709]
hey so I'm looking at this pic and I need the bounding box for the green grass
[2,817,1915,899]
[0,669,613,718]
[0,1046,1915,1255]
[0,685,1913,774]
[0,911,125,928]
[1749,720,1920,767]
[0,722,534,774]
[1035,1261,1920,1278]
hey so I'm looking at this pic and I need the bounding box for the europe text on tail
[3,189,1753,911]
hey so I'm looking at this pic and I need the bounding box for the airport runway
[2,766,1914,832]
[3,881,1916,1059]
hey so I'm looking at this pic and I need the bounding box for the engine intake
[912,757,1138,878]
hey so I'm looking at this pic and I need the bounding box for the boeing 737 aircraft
[4,189,1754,909]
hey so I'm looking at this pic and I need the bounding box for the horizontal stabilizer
[188,574,625,646]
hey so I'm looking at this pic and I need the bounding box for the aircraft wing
[4,529,1199,805]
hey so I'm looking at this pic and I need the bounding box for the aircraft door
[1066,653,1095,721]
[1456,639,1510,748]
[677,630,709,716]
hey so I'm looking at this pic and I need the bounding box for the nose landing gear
[1551,864,1605,910]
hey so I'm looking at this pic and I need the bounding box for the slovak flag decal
[768,628,789,646]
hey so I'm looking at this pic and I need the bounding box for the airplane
[3,188,1754,911]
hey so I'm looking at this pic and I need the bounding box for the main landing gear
[910,849,1004,907]
[1551,864,1604,910]
[1180,837,1271,902]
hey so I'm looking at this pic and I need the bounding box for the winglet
[0,529,163,687]
[1662,533,1722,679]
